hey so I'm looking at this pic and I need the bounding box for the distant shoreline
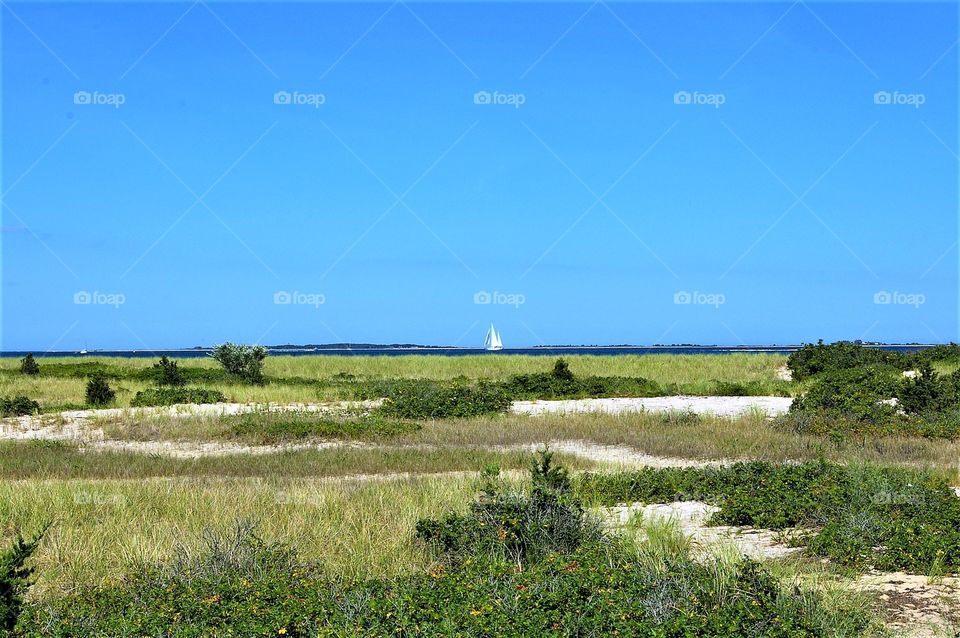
[0,343,940,358]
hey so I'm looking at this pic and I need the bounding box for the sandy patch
[512,396,792,417]
[0,401,380,444]
[775,365,793,381]
[857,572,960,637]
[503,440,725,468]
[596,500,800,561]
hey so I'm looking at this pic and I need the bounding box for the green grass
[12,462,885,637]
[578,460,960,575]
[0,353,791,409]
[0,440,593,480]
[0,474,482,597]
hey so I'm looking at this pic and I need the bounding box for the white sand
[511,396,792,417]
[596,500,800,561]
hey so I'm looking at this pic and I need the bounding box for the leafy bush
[130,387,226,407]
[897,364,960,415]
[787,340,907,381]
[152,356,185,387]
[0,396,40,417]
[225,412,419,444]
[18,354,39,376]
[1,524,48,632]
[210,343,267,384]
[20,500,877,636]
[376,380,511,419]
[578,460,960,573]
[789,365,900,424]
[85,374,116,406]
[416,450,603,565]
[911,343,960,366]
[501,358,663,400]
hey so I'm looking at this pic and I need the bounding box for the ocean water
[0,345,933,358]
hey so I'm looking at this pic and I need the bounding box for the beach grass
[0,353,791,408]
[0,474,489,597]
[81,410,960,478]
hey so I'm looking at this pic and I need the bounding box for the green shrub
[551,357,574,381]
[20,505,877,636]
[84,374,116,406]
[152,356,185,387]
[501,359,663,400]
[911,343,960,366]
[130,387,226,407]
[18,354,39,376]
[787,340,907,381]
[1,524,48,632]
[210,343,267,384]
[376,380,511,419]
[0,396,40,417]
[225,412,419,444]
[578,460,960,573]
[416,450,602,565]
[789,365,899,424]
[897,364,960,415]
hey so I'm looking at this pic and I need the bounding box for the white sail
[485,324,503,351]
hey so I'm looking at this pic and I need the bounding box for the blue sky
[2,1,958,349]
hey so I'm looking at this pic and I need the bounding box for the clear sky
[2,1,958,350]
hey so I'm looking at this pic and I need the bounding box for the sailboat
[484,324,503,351]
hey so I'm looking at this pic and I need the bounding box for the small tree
[0,524,49,631]
[210,343,267,384]
[85,373,115,406]
[154,356,185,387]
[551,358,574,381]
[19,354,39,376]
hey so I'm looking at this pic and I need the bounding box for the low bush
[578,460,960,573]
[129,387,226,407]
[376,379,511,419]
[789,365,900,424]
[783,363,960,439]
[0,397,40,417]
[911,343,960,366]
[85,374,116,406]
[18,354,39,376]
[225,412,419,444]
[152,356,185,387]
[787,340,907,381]
[20,478,878,637]
[501,358,663,399]
[897,363,960,415]
[416,450,603,565]
[1,524,48,632]
[210,343,267,384]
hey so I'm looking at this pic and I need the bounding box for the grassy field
[0,353,791,408]
[0,474,485,597]
[5,350,960,635]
